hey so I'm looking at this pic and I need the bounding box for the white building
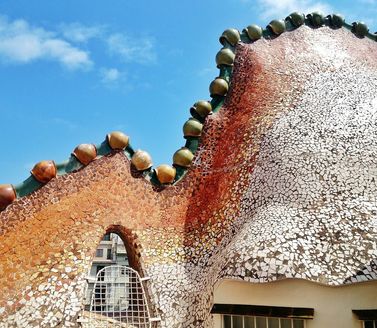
[84,233,129,309]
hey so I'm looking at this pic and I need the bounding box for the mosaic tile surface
[0,24,377,327]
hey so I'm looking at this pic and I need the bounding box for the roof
[1,11,377,327]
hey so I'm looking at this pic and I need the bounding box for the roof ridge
[0,11,376,212]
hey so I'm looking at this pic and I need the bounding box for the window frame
[106,248,112,260]
[95,248,104,258]
[353,309,377,328]
[211,303,314,320]
[362,320,377,328]
[221,314,306,328]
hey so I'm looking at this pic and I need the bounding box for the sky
[0,0,376,184]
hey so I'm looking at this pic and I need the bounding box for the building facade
[83,233,129,309]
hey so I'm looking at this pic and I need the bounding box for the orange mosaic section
[1,155,175,294]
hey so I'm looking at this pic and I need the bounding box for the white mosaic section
[146,263,215,328]
[0,278,86,328]
[222,66,377,285]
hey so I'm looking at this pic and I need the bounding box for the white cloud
[60,23,103,43]
[107,33,156,64]
[101,67,121,83]
[0,16,92,70]
[256,0,332,20]
[0,15,160,78]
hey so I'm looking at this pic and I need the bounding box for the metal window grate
[222,315,306,328]
[363,320,377,328]
[85,265,151,328]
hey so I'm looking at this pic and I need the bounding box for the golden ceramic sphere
[244,24,263,41]
[268,19,286,35]
[173,147,194,168]
[215,48,235,67]
[107,131,129,150]
[193,100,212,118]
[155,164,176,184]
[183,118,203,137]
[209,78,229,97]
[219,28,240,46]
[131,150,153,171]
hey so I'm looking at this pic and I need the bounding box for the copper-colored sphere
[72,144,97,165]
[173,147,194,168]
[107,131,130,150]
[0,184,16,210]
[31,160,57,184]
[155,164,176,184]
[131,150,153,171]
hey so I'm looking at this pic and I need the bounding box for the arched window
[81,230,152,327]
[84,232,131,310]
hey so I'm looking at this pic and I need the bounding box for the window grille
[363,321,377,328]
[85,265,152,327]
[222,315,305,328]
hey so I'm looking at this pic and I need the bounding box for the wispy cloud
[60,22,104,43]
[107,33,156,64]
[255,0,332,20]
[0,16,92,70]
[100,67,121,84]
[0,14,159,84]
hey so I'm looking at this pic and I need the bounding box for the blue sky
[0,0,376,184]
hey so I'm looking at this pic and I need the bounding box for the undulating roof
[1,11,377,327]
